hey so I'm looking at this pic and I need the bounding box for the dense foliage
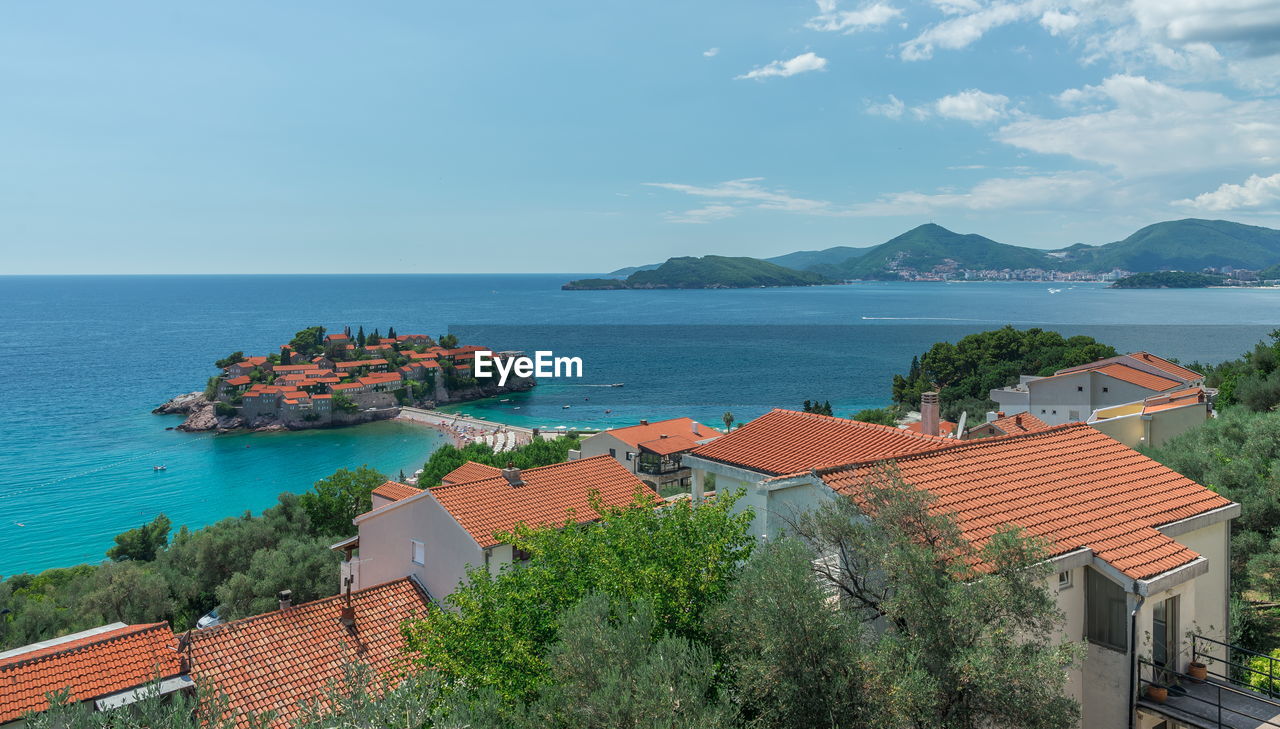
[0,466,386,649]
[890,326,1117,421]
[1187,330,1280,412]
[1110,271,1225,288]
[416,435,581,488]
[812,223,1057,279]
[404,491,755,702]
[801,399,833,416]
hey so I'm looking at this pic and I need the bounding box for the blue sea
[2,274,1279,576]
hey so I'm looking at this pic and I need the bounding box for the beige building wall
[353,493,486,600]
[1091,403,1208,449]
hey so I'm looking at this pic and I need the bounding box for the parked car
[196,608,223,629]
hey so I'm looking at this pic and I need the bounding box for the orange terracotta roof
[691,409,950,476]
[1129,352,1202,382]
[441,461,502,485]
[904,420,957,436]
[408,351,438,360]
[312,394,333,400]
[1093,363,1182,391]
[224,376,251,387]
[603,418,721,448]
[819,423,1234,580]
[431,456,652,547]
[638,434,700,456]
[987,412,1050,435]
[331,382,363,391]
[1143,387,1206,414]
[325,333,350,341]
[335,359,388,369]
[273,364,319,373]
[372,480,423,502]
[186,578,429,729]
[233,357,268,368]
[0,623,182,723]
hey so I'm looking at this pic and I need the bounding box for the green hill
[608,263,662,275]
[565,255,835,290]
[1052,219,1280,272]
[764,245,875,271]
[812,224,1058,279]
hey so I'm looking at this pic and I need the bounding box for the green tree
[713,540,866,729]
[521,595,733,729]
[404,491,754,702]
[439,333,459,348]
[214,351,245,369]
[289,326,327,356]
[215,535,342,618]
[80,561,173,625]
[298,466,387,539]
[356,325,366,348]
[852,406,900,426]
[786,472,1081,729]
[387,326,397,340]
[417,436,581,487]
[107,514,172,562]
[722,411,735,431]
[332,392,359,413]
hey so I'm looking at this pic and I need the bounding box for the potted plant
[1186,660,1208,682]
[1145,683,1169,703]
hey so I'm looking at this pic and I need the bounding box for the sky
[2,1,1279,274]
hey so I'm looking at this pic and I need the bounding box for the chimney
[659,434,668,439]
[692,423,700,435]
[920,392,940,437]
[338,578,355,628]
[502,460,523,486]
[639,419,649,426]
[277,589,293,611]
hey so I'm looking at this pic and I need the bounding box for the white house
[990,352,1203,426]
[684,408,1240,729]
[339,456,650,600]
[577,417,720,493]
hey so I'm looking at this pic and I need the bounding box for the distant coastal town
[154,326,534,432]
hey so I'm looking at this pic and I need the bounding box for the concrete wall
[355,492,486,601]
[1091,404,1207,449]
[579,432,636,473]
[1028,371,1161,425]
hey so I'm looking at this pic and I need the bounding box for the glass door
[1153,596,1179,672]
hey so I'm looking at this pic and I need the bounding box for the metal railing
[1138,657,1280,729]
[1193,633,1280,698]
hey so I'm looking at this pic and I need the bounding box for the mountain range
[607,219,1280,279]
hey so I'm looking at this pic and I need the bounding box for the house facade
[1088,387,1211,449]
[340,456,651,600]
[684,409,1239,729]
[990,352,1203,426]
[576,417,720,494]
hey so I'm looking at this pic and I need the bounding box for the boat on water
[610,383,624,387]
[500,398,511,402]
[562,405,571,409]
[153,465,167,471]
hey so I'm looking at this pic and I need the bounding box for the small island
[155,326,534,433]
[563,255,836,290]
[1109,271,1226,289]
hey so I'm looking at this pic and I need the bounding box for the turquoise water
[2,275,1278,574]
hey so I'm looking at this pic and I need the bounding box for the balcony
[1137,636,1280,729]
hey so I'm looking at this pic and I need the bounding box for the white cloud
[900,0,1046,61]
[866,94,906,118]
[735,52,829,80]
[1177,173,1280,211]
[929,89,1011,122]
[1039,9,1079,35]
[998,74,1280,175]
[807,0,903,33]
[1130,0,1280,55]
[703,47,720,57]
[665,204,737,224]
[644,178,830,214]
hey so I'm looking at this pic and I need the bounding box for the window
[1041,409,1047,414]
[625,451,633,461]
[609,448,616,458]
[1058,570,1073,589]
[410,539,425,566]
[1153,596,1180,670]
[1077,386,1084,392]
[1086,567,1127,652]
[1103,386,1109,393]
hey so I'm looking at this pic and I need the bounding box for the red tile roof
[1093,363,1182,391]
[1142,387,1206,414]
[372,480,422,502]
[904,420,957,436]
[225,376,251,387]
[603,418,720,448]
[0,623,181,723]
[325,333,350,341]
[430,456,652,547]
[440,461,502,486]
[819,423,1234,580]
[638,434,700,456]
[186,578,429,729]
[691,409,950,476]
[335,359,388,369]
[232,357,268,369]
[986,411,1050,436]
[1129,352,1202,382]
